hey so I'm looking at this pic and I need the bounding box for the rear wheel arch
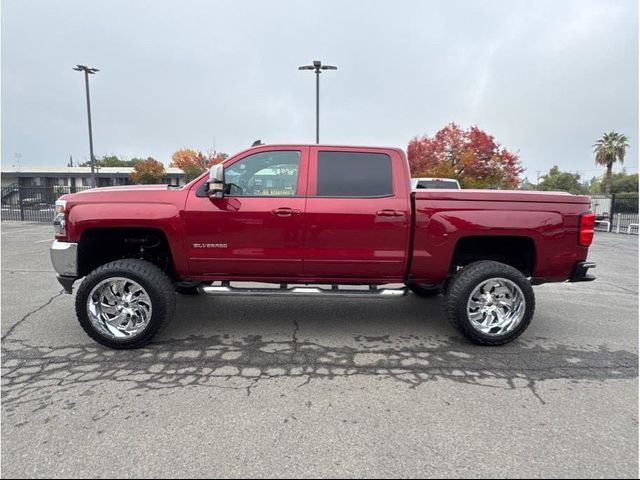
[450,235,537,277]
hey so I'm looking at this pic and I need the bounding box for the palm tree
[593,132,630,194]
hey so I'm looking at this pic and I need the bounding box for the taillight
[579,212,595,247]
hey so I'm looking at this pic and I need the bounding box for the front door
[184,147,309,279]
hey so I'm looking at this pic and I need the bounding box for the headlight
[53,199,67,236]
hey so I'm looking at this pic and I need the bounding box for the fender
[66,202,189,275]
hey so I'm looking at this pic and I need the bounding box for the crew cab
[51,144,596,349]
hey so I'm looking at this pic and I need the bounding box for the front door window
[224,151,300,197]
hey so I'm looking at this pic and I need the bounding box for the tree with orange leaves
[407,123,522,189]
[129,158,166,184]
[170,149,229,182]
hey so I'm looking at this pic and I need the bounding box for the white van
[411,177,461,190]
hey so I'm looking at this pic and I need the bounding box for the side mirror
[207,164,225,199]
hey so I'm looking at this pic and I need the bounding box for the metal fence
[591,193,639,234]
[1,185,93,222]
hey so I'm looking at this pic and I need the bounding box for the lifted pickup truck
[51,144,596,349]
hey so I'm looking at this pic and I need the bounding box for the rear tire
[75,259,176,349]
[445,261,535,346]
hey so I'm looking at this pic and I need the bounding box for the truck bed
[410,189,592,284]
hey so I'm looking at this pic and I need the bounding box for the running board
[198,281,408,297]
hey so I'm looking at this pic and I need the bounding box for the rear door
[302,147,411,281]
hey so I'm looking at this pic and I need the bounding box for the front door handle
[376,209,404,217]
[272,207,301,217]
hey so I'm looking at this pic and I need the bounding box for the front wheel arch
[77,227,178,280]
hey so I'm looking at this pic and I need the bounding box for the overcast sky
[2,0,638,181]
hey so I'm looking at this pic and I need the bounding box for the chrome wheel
[87,277,152,339]
[466,277,526,336]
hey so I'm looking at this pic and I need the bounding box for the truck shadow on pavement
[2,294,638,413]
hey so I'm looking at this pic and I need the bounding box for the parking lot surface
[1,222,638,478]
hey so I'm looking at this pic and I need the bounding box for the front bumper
[569,261,596,282]
[50,241,78,293]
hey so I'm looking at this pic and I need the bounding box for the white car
[411,177,461,190]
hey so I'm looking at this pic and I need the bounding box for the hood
[73,184,172,194]
[60,184,187,206]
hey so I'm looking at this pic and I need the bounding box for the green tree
[586,176,602,195]
[536,166,586,194]
[80,155,143,168]
[593,132,630,194]
[610,172,639,193]
[518,177,536,190]
[586,171,638,194]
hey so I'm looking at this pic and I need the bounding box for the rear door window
[316,151,393,197]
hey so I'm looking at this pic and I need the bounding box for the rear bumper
[50,241,78,293]
[569,261,596,282]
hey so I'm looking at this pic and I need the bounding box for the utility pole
[298,60,337,144]
[73,65,99,187]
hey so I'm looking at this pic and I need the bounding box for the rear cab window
[314,151,393,197]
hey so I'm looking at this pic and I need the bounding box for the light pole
[298,60,337,144]
[73,65,99,187]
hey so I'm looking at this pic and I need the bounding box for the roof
[241,143,404,152]
[228,143,407,161]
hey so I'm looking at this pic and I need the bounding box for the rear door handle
[376,209,404,217]
[272,207,301,217]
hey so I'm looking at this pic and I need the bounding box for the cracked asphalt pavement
[1,222,638,478]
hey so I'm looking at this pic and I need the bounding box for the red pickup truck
[51,144,596,349]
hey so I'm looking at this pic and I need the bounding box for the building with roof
[0,166,189,213]
[1,166,187,189]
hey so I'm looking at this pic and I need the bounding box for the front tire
[445,261,535,346]
[75,259,176,349]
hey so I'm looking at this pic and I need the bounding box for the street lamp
[298,60,337,144]
[73,64,99,188]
